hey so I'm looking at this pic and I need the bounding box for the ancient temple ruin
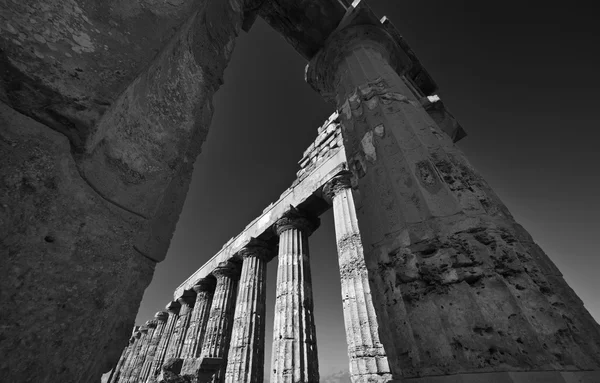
[2,0,600,382]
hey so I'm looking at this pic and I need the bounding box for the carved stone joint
[323,171,353,202]
[274,207,320,236]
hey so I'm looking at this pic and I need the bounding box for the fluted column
[225,241,272,383]
[199,261,241,382]
[165,292,196,360]
[109,335,136,383]
[139,312,169,383]
[324,172,391,382]
[147,301,180,382]
[120,326,146,383]
[181,278,216,359]
[129,320,157,382]
[270,208,320,383]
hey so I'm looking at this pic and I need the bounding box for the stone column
[109,335,136,383]
[129,320,157,382]
[224,241,272,383]
[306,6,600,381]
[165,292,196,360]
[323,172,391,382]
[139,312,169,383]
[197,261,241,382]
[181,278,216,359]
[120,326,146,383]
[148,301,181,382]
[270,207,320,383]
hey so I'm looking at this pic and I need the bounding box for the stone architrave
[306,7,600,381]
[323,172,391,382]
[147,301,181,382]
[129,320,158,382]
[165,292,196,360]
[139,312,169,383]
[109,336,136,383]
[270,207,320,383]
[181,278,216,359]
[198,261,241,382]
[224,241,272,383]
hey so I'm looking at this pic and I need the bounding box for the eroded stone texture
[307,11,600,380]
[323,172,391,382]
[270,208,320,383]
[166,292,196,360]
[0,101,156,383]
[130,320,158,382]
[110,333,137,383]
[121,327,147,383]
[1,0,253,380]
[149,302,181,382]
[224,241,272,383]
[195,261,241,382]
[140,312,170,383]
[181,279,216,359]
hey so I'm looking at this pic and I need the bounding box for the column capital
[212,261,242,280]
[155,311,169,322]
[323,171,353,203]
[192,277,216,294]
[165,300,181,315]
[274,207,320,236]
[177,290,196,308]
[139,325,149,334]
[146,319,158,329]
[238,239,273,262]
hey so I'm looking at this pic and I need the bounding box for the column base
[395,370,600,383]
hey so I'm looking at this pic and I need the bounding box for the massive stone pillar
[165,292,196,361]
[323,172,391,382]
[0,0,255,380]
[148,301,181,382]
[181,278,217,359]
[185,261,241,382]
[270,208,320,383]
[224,241,272,383]
[306,8,600,382]
[139,312,170,383]
[129,320,158,382]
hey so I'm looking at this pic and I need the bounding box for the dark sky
[135,1,600,379]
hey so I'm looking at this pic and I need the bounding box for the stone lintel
[173,149,347,299]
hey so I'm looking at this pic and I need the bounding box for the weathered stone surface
[148,302,181,382]
[306,4,600,379]
[271,209,320,382]
[323,172,391,382]
[224,242,271,382]
[0,101,155,382]
[196,261,241,382]
[166,293,196,360]
[181,279,216,359]
[140,312,170,383]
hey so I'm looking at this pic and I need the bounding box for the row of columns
[110,173,384,383]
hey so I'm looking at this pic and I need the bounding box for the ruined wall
[0,0,252,381]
